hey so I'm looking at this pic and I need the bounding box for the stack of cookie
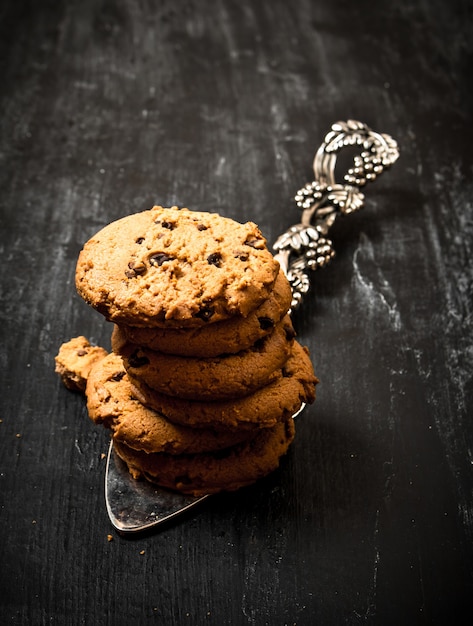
[58,206,317,496]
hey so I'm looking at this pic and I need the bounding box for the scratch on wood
[352,233,402,331]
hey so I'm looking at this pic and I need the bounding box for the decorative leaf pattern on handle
[274,120,399,310]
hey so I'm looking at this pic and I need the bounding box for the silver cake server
[105,120,399,533]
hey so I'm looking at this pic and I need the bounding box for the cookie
[113,270,292,357]
[75,206,280,327]
[55,336,108,392]
[127,341,318,431]
[85,353,253,454]
[113,417,296,496]
[113,315,296,401]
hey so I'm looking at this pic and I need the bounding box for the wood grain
[1,0,472,623]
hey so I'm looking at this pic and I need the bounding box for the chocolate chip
[253,337,266,352]
[154,219,176,229]
[212,448,233,460]
[125,260,147,278]
[110,371,125,382]
[127,261,146,275]
[258,316,274,331]
[244,237,264,249]
[127,350,150,368]
[234,251,249,261]
[76,349,87,356]
[195,306,215,321]
[149,253,173,266]
[284,325,297,341]
[161,220,175,230]
[135,237,145,244]
[207,252,223,267]
[196,224,208,231]
[95,303,109,316]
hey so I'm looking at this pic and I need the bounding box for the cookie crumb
[107,534,113,542]
[15,433,22,438]
[139,549,145,555]
[100,453,106,460]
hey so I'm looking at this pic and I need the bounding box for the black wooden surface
[1,0,472,624]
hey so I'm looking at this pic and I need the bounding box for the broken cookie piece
[55,336,108,392]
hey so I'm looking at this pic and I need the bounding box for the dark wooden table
[2,0,472,624]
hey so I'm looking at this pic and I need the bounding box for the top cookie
[75,206,280,327]
[113,269,293,357]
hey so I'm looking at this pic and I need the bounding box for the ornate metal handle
[273,120,400,309]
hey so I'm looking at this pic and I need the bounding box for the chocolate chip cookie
[113,315,296,401]
[127,341,318,431]
[58,203,319,500]
[86,353,253,454]
[76,206,280,327]
[113,417,296,496]
[112,269,292,357]
[55,336,108,392]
